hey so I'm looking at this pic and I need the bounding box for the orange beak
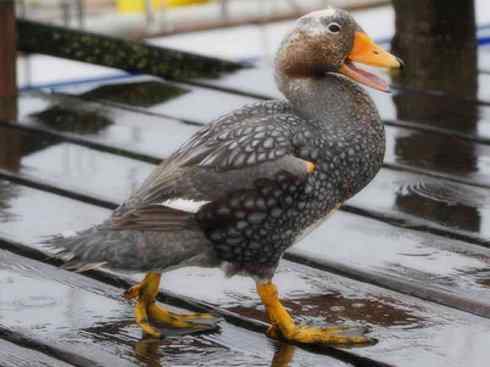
[339,32,402,92]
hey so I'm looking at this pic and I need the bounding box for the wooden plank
[2,181,490,366]
[226,262,490,367]
[47,72,490,151]
[349,168,490,245]
[154,66,490,141]
[3,116,490,248]
[1,124,490,318]
[18,85,490,191]
[3,91,490,266]
[383,125,490,189]
[1,249,324,367]
[0,249,150,367]
[0,0,16,98]
[0,238,391,367]
[0,339,75,367]
[0,180,389,367]
[8,88,489,242]
[56,76,258,123]
[182,63,490,105]
[46,77,490,189]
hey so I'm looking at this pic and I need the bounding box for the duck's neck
[275,71,383,136]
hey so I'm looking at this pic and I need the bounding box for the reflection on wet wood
[0,96,17,124]
[81,81,190,108]
[0,249,243,367]
[4,7,490,365]
[0,125,22,172]
[0,338,75,367]
[1,176,486,366]
[9,90,490,244]
[43,79,490,190]
[0,212,486,367]
[2,122,490,315]
[231,291,422,328]
[349,169,490,244]
[0,239,374,367]
[4,141,490,318]
[2,115,490,320]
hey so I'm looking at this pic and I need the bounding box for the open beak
[339,32,402,92]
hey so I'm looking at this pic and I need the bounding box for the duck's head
[275,8,402,92]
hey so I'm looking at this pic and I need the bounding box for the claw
[135,300,161,338]
[285,325,377,346]
[256,280,377,347]
[123,284,142,300]
[148,302,220,331]
[127,272,221,337]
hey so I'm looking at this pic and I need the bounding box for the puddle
[80,81,189,108]
[352,169,490,238]
[396,180,487,209]
[394,179,484,232]
[230,292,422,328]
[30,105,113,134]
[388,128,486,179]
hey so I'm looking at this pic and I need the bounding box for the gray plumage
[49,8,385,280]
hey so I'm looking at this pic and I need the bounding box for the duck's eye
[327,22,341,34]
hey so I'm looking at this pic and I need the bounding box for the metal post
[0,0,17,98]
[145,0,155,27]
[61,0,71,27]
[391,0,479,230]
[0,1,19,170]
[75,0,85,29]
[391,0,477,96]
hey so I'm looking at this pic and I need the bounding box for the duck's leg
[256,280,376,347]
[271,343,296,367]
[124,272,217,337]
[127,272,162,337]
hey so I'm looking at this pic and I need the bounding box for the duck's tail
[46,216,215,273]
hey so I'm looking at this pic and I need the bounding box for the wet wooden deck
[2,13,490,367]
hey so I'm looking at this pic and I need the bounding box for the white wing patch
[162,198,210,213]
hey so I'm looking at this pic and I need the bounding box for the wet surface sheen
[9,90,490,244]
[3,100,490,315]
[2,179,490,366]
[3,9,490,366]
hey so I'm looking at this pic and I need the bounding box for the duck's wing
[112,102,315,231]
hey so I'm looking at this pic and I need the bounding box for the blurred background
[8,0,414,88]
[13,0,490,89]
[15,0,386,37]
[3,2,490,367]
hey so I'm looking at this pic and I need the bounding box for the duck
[51,7,402,346]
